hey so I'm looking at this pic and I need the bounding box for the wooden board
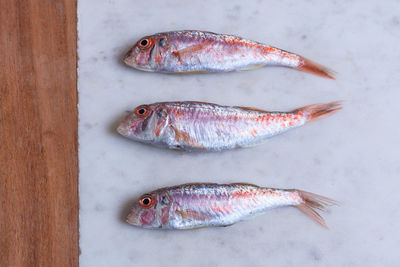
[0,1,78,266]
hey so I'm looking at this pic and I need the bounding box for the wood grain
[0,1,78,266]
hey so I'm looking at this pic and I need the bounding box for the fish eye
[138,38,152,49]
[135,106,149,117]
[139,196,153,207]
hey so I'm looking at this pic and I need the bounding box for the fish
[124,30,335,79]
[126,183,337,230]
[116,101,341,151]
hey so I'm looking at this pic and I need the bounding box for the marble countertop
[78,0,400,266]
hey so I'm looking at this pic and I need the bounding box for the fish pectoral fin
[172,44,206,62]
[176,209,211,221]
[177,209,234,229]
[171,126,206,150]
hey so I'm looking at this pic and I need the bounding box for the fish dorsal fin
[234,106,268,113]
[230,182,260,188]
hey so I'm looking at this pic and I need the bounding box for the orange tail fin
[295,190,338,229]
[294,101,342,123]
[297,57,336,79]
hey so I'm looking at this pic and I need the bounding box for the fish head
[126,190,172,229]
[124,34,169,71]
[117,104,169,144]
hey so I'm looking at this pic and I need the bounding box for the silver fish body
[124,30,335,79]
[117,101,341,152]
[126,183,336,230]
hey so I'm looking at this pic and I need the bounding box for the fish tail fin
[297,57,336,79]
[295,190,338,229]
[294,101,342,123]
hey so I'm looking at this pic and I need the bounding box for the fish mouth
[126,210,140,226]
[123,54,134,67]
[123,55,153,72]
[116,122,129,137]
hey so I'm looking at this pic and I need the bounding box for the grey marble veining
[78,0,400,266]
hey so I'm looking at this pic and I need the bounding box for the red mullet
[126,183,337,229]
[124,30,336,79]
[117,101,342,151]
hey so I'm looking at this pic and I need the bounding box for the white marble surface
[78,0,400,266]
